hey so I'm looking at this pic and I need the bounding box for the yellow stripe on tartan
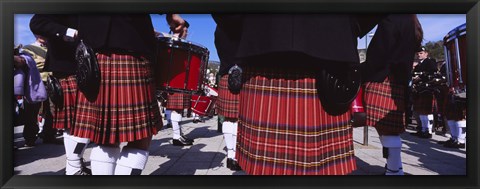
[240,121,351,138]
[243,83,317,94]
[239,147,354,168]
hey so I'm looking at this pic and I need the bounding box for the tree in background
[424,40,444,61]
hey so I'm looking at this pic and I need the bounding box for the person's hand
[13,55,26,68]
[166,14,188,39]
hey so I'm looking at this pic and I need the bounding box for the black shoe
[418,131,432,139]
[410,131,421,136]
[444,141,465,149]
[226,158,242,171]
[437,138,454,145]
[23,141,35,147]
[181,135,194,143]
[43,137,64,145]
[72,158,91,175]
[165,123,172,128]
[173,138,193,146]
[192,119,200,123]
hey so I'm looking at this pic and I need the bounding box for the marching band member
[32,14,188,175]
[166,92,194,146]
[213,14,243,171]
[362,14,423,175]
[412,47,438,138]
[214,14,381,175]
[30,14,91,175]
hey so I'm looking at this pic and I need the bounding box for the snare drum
[191,95,217,116]
[443,23,466,96]
[155,36,209,94]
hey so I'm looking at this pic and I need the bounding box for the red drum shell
[155,37,209,93]
[443,24,466,95]
[191,95,216,116]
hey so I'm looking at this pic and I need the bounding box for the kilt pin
[217,75,240,119]
[72,53,162,145]
[364,77,406,136]
[236,66,356,175]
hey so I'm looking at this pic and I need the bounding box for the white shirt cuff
[64,28,77,41]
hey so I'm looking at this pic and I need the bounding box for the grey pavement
[13,115,466,175]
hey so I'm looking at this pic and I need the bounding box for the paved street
[13,115,466,175]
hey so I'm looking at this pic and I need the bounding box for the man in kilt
[362,15,423,175]
[30,14,92,175]
[214,14,381,175]
[213,14,243,171]
[165,92,195,146]
[437,80,467,149]
[412,47,438,138]
[32,14,188,175]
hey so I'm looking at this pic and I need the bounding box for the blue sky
[14,14,466,62]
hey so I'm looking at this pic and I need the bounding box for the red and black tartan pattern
[413,92,436,114]
[216,75,240,119]
[236,66,356,175]
[52,75,77,131]
[72,53,161,145]
[165,92,191,111]
[438,91,467,121]
[363,77,406,136]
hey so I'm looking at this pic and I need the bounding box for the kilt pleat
[364,77,406,136]
[236,66,356,175]
[52,74,77,131]
[217,75,240,119]
[73,53,161,145]
[413,92,436,115]
[440,94,467,121]
[166,92,191,110]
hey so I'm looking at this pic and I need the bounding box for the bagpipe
[411,71,448,95]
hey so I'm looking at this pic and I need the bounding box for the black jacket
[362,14,418,84]
[213,14,242,76]
[30,14,157,74]
[76,14,156,58]
[30,14,78,74]
[214,14,383,69]
[414,57,437,74]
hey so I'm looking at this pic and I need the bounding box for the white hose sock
[171,111,183,140]
[114,148,149,175]
[89,145,121,175]
[380,135,403,175]
[63,132,90,175]
[222,121,235,159]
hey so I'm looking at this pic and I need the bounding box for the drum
[443,23,466,97]
[191,95,217,116]
[155,36,209,94]
[204,85,218,97]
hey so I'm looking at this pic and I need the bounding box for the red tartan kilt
[441,94,467,120]
[165,92,191,111]
[364,77,406,136]
[52,74,77,131]
[413,92,436,114]
[236,65,356,175]
[72,53,161,145]
[216,75,240,119]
